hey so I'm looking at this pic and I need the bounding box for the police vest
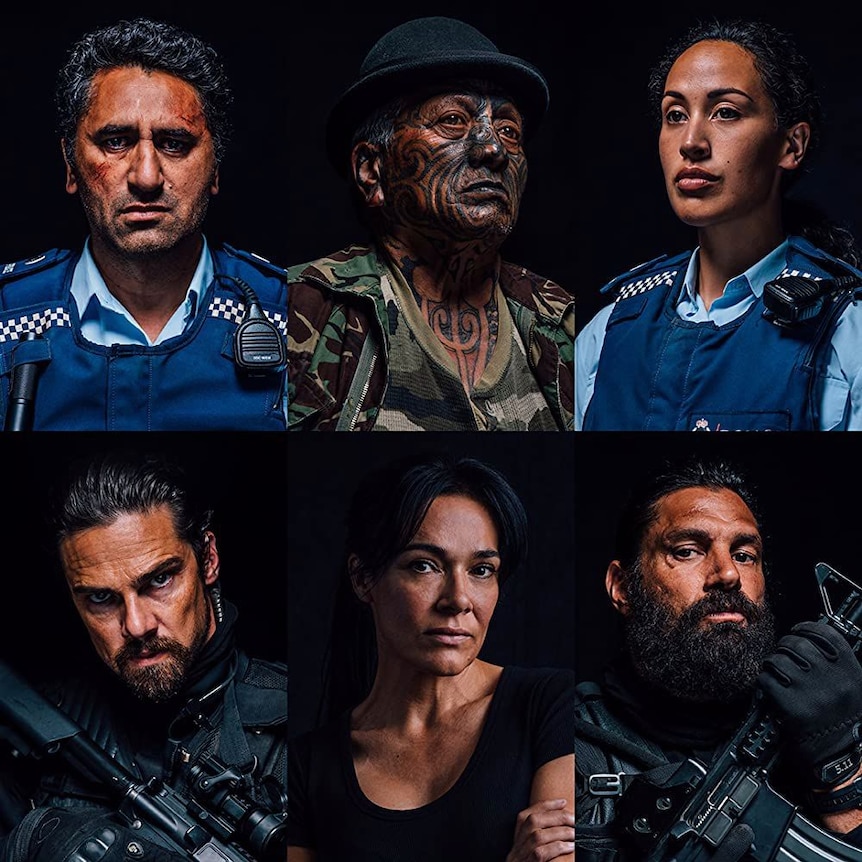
[583,236,862,431]
[0,244,287,430]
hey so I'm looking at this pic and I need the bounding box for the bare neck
[352,657,501,732]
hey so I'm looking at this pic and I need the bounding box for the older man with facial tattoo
[286,16,574,432]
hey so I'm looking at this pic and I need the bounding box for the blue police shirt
[576,239,862,430]
[70,237,209,346]
[68,237,287,421]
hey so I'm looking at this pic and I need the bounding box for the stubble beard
[622,562,777,703]
[78,179,212,260]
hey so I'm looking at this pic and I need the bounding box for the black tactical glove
[22,807,187,862]
[758,619,862,788]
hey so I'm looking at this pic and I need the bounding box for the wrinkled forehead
[649,486,761,542]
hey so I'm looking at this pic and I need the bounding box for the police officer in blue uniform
[576,19,862,432]
[0,18,287,431]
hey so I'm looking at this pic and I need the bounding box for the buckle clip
[588,773,624,797]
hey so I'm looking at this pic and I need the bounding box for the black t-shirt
[287,665,575,861]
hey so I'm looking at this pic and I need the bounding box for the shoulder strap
[576,683,667,770]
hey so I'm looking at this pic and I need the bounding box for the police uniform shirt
[575,239,862,431]
[70,237,212,346]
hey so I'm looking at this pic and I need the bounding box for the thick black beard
[623,566,777,703]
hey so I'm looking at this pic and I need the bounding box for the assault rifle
[615,562,862,862]
[0,659,287,861]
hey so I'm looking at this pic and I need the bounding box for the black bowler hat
[325,16,550,176]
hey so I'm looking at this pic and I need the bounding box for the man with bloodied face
[286,16,574,431]
[574,457,862,860]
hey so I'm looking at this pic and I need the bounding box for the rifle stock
[615,563,862,862]
[0,660,286,862]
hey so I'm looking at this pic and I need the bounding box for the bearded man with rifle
[0,449,287,862]
[575,457,862,861]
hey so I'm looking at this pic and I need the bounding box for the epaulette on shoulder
[786,235,862,281]
[240,656,287,689]
[600,250,691,302]
[221,243,288,279]
[0,249,72,283]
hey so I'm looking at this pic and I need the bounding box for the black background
[571,2,862,330]
[3,0,862,740]
[0,1,569,288]
[575,432,862,686]
[3,2,859,331]
[0,433,287,685]
[287,432,576,738]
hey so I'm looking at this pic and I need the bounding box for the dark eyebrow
[731,532,762,549]
[663,87,754,103]
[71,556,186,596]
[400,542,500,560]
[93,124,197,139]
[662,528,761,547]
[93,123,135,137]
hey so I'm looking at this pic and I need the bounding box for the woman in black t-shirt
[287,453,575,862]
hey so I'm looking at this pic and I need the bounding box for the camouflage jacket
[287,243,574,431]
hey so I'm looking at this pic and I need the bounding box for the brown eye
[713,106,742,121]
[496,123,522,143]
[102,135,132,152]
[439,113,466,126]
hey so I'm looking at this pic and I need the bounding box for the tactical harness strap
[575,683,682,819]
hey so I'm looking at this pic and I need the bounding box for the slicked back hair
[614,456,765,575]
[50,449,213,571]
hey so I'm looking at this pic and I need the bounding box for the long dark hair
[647,18,861,267]
[318,451,529,723]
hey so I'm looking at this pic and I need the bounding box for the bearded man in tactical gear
[0,449,287,862]
[575,457,862,860]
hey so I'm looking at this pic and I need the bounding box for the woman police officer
[576,19,862,432]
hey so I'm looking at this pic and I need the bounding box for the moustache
[116,635,184,665]
[681,590,765,625]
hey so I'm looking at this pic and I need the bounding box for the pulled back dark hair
[647,18,861,266]
[614,456,765,574]
[320,452,528,722]
[50,449,213,571]
[56,17,234,168]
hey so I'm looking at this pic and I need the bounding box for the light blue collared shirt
[575,240,862,430]
[70,238,213,346]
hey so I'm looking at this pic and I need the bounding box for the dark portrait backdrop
[0,432,287,685]
[281,1,572,296]
[287,432,576,739]
[575,432,862,687]
[2,2,858,327]
[0,1,571,303]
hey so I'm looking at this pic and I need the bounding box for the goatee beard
[113,602,211,703]
[623,571,777,703]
